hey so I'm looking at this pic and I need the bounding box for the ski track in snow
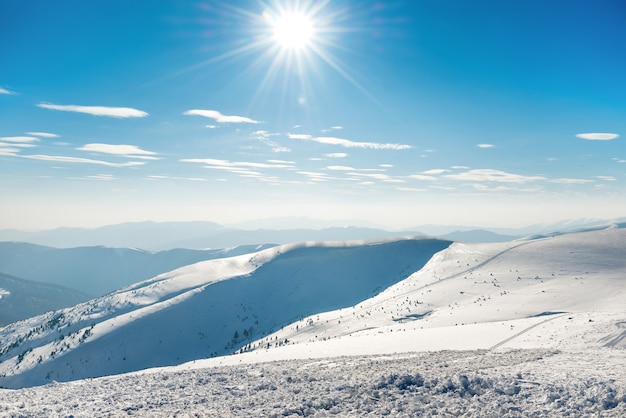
[489,313,568,350]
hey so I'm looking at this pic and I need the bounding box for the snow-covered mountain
[239,224,626,356]
[0,227,625,415]
[0,273,88,327]
[0,242,276,296]
[0,237,450,388]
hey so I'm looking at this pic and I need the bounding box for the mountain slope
[245,225,626,353]
[0,273,89,326]
[0,242,275,296]
[0,237,450,388]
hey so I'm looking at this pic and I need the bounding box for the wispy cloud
[347,172,405,183]
[297,171,337,182]
[252,130,290,153]
[182,158,294,169]
[576,133,619,141]
[184,109,260,124]
[396,186,427,192]
[0,87,14,95]
[268,159,295,164]
[445,169,545,183]
[147,175,207,182]
[288,134,412,150]
[408,174,437,181]
[0,141,37,149]
[477,143,494,148]
[26,132,59,138]
[422,169,448,175]
[326,166,385,172]
[21,154,146,167]
[37,103,148,118]
[472,184,542,192]
[86,174,118,181]
[0,136,40,143]
[77,143,159,159]
[596,175,616,181]
[549,178,594,184]
[0,147,20,155]
[325,153,348,158]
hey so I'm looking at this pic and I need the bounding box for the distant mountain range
[2,216,623,250]
[0,242,275,297]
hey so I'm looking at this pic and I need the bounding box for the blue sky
[1,0,625,230]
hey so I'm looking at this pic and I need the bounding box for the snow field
[0,349,624,417]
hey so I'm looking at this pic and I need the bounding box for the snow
[0,237,450,388]
[0,349,624,417]
[0,227,625,415]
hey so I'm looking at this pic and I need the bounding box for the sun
[272,12,314,50]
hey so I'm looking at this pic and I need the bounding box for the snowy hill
[237,225,626,356]
[0,273,88,327]
[0,237,450,388]
[0,242,276,296]
[0,228,625,415]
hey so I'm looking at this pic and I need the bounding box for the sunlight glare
[272,12,314,49]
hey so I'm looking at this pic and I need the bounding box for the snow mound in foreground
[0,349,624,417]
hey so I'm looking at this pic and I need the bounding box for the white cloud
[331,126,343,130]
[268,159,295,164]
[26,132,59,138]
[0,142,36,148]
[472,183,542,192]
[297,171,335,182]
[380,164,394,168]
[327,166,385,172]
[396,186,427,192]
[0,136,40,143]
[37,103,148,118]
[289,134,313,140]
[477,143,494,148]
[326,165,354,171]
[21,154,146,167]
[183,109,260,124]
[86,174,117,181]
[444,169,546,183]
[0,87,14,95]
[348,172,405,183]
[77,143,158,159]
[549,178,594,184]
[0,147,20,155]
[252,130,290,153]
[325,153,348,159]
[422,169,448,175]
[596,176,616,181]
[289,134,412,150]
[182,158,294,169]
[576,133,619,141]
[408,174,437,181]
[205,125,218,129]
